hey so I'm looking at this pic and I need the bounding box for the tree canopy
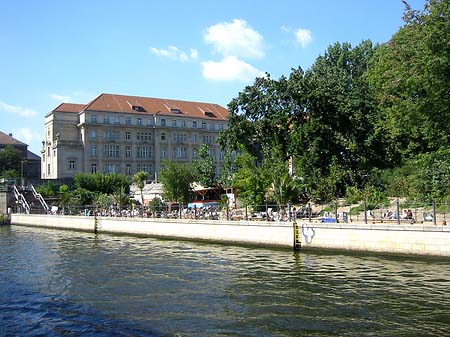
[219,0,450,204]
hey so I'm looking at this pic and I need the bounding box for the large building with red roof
[41,93,229,179]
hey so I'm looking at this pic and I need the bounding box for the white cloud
[202,56,265,82]
[50,94,73,102]
[204,19,265,59]
[0,100,38,117]
[295,28,312,47]
[150,45,199,62]
[12,127,41,147]
[190,48,199,59]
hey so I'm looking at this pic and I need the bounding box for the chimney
[8,133,12,137]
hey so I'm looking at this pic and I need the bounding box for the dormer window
[171,108,182,114]
[204,111,216,118]
[132,105,146,112]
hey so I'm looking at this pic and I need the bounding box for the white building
[42,93,229,179]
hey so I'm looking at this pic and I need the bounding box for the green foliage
[74,173,130,195]
[148,197,164,211]
[218,149,235,187]
[231,151,269,206]
[133,171,149,206]
[0,145,22,176]
[112,185,130,210]
[368,0,450,158]
[1,169,18,179]
[159,160,195,204]
[94,193,115,208]
[192,144,216,187]
[36,181,59,197]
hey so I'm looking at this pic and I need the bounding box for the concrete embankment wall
[10,214,293,248]
[10,214,450,257]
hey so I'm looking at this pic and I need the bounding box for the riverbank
[10,214,450,257]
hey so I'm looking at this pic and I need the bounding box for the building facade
[41,93,229,180]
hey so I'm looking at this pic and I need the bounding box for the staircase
[13,185,49,214]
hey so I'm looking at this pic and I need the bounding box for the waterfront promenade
[11,213,450,257]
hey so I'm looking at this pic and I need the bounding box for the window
[104,131,120,140]
[173,134,187,143]
[47,147,50,156]
[69,160,75,170]
[220,150,225,160]
[203,135,213,144]
[173,146,187,159]
[171,108,182,114]
[205,111,216,118]
[172,120,177,127]
[192,121,197,128]
[181,120,186,127]
[193,149,198,159]
[103,164,120,174]
[160,146,167,159]
[210,123,215,130]
[91,164,97,174]
[47,164,51,175]
[147,119,153,126]
[137,132,151,140]
[193,134,198,143]
[125,164,131,175]
[137,117,142,125]
[103,116,110,124]
[137,164,152,174]
[91,115,98,123]
[136,146,152,158]
[114,116,120,124]
[126,117,131,125]
[161,133,166,141]
[126,146,131,158]
[103,145,120,157]
[202,122,206,129]
[91,130,97,139]
[161,119,166,126]
[90,145,97,157]
[219,123,224,130]
[125,132,131,140]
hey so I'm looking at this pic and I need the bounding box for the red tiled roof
[53,103,86,113]
[0,131,26,146]
[83,93,229,121]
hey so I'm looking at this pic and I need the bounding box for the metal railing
[13,185,30,214]
[30,184,49,213]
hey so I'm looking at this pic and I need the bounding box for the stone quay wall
[10,214,450,257]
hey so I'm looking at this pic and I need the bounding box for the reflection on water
[1,225,450,336]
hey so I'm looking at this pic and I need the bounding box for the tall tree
[192,144,216,187]
[0,145,21,177]
[159,160,195,205]
[133,171,149,208]
[368,0,450,158]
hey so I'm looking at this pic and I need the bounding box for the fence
[10,199,450,225]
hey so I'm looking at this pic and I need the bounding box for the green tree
[159,160,195,205]
[368,0,450,159]
[59,184,72,214]
[112,185,130,210]
[132,171,149,208]
[0,145,21,176]
[192,144,216,187]
[232,151,269,206]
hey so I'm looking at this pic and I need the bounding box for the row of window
[90,115,224,130]
[90,163,154,175]
[90,130,216,144]
[89,145,223,160]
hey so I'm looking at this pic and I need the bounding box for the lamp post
[21,160,27,187]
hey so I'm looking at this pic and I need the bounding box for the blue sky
[0,0,426,155]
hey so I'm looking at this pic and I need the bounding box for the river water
[1,225,450,336]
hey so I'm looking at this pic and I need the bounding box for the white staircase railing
[13,185,30,214]
[31,184,49,213]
